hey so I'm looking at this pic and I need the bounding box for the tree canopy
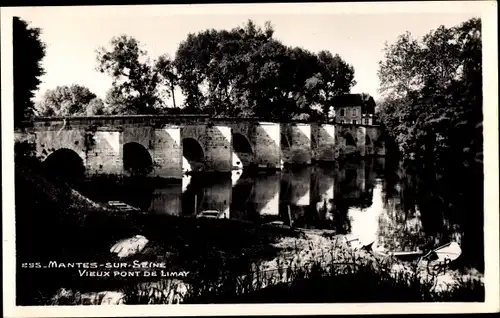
[174,20,356,120]
[13,17,46,126]
[95,35,179,115]
[376,18,482,172]
[35,84,104,117]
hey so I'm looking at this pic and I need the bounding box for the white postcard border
[2,2,498,316]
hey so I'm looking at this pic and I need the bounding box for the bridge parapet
[22,114,211,130]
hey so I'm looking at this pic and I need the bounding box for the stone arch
[365,134,372,146]
[42,148,85,182]
[232,132,254,169]
[182,138,205,172]
[343,132,356,147]
[123,142,154,177]
[365,133,374,155]
[182,138,205,162]
[374,138,385,155]
[232,133,253,154]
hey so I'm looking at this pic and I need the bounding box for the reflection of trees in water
[230,173,256,220]
[378,197,429,253]
[379,160,484,270]
[379,163,453,253]
[331,202,351,234]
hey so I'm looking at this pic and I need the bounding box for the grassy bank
[47,232,485,305]
[119,232,484,304]
[15,162,303,305]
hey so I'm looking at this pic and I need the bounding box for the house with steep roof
[331,93,376,125]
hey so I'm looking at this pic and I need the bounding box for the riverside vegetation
[15,152,484,305]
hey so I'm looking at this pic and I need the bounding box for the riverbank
[15,163,484,305]
[46,229,484,305]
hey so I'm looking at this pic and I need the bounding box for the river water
[78,157,484,273]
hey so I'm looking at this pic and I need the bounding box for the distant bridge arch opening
[43,148,85,182]
[374,138,384,148]
[365,134,372,146]
[123,142,154,177]
[182,138,205,163]
[343,132,356,147]
[232,133,253,154]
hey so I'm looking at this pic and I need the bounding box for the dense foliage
[13,17,46,126]
[35,84,105,116]
[376,18,482,174]
[376,18,484,272]
[174,20,356,120]
[95,35,171,115]
[90,20,356,119]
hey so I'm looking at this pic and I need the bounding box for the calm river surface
[79,157,484,273]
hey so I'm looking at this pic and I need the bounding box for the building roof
[331,93,376,114]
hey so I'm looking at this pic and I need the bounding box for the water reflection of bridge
[87,157,476,269]
[142,158,386,224]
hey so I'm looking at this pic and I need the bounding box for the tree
[174,20,356,120]
[96,35,164,114]
[378,32,424,99]
[35,84,100,116]
[317,51,357,117]
[13,17,46,126]
[86,97,106,116]
[376,18,482,171]
[156,54,179,108]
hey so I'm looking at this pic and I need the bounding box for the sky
[12,4,480,105]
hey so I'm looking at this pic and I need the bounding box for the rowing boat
[370,242,461,265]
[420,241,462,266]
[372,250,424,262]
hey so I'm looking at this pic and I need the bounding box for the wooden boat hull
[370,242,461,265]
[421,241,462,266]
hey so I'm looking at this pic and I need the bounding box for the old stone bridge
[14,115,385,179]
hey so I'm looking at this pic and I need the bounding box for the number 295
[21,262,42,269]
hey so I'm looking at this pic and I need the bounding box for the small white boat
[420,241,462,266]
[263,220,291,229]
[106,201,141,212]
[369,242,462,266]
[373,250,424,262]
[196,210,226,219]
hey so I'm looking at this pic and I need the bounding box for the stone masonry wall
[253,123,281,169]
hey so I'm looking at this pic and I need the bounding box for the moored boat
[369,242,462,268]
[419,241,462,267]
[371,249,424,262]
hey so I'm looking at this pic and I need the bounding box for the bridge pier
[86,129,122,176]
[253,122,281,169]
[281,123,312,165]
[356,126,367,157]
[311,123,336,162]
[152,126,182,179]
[204,125,233,172]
